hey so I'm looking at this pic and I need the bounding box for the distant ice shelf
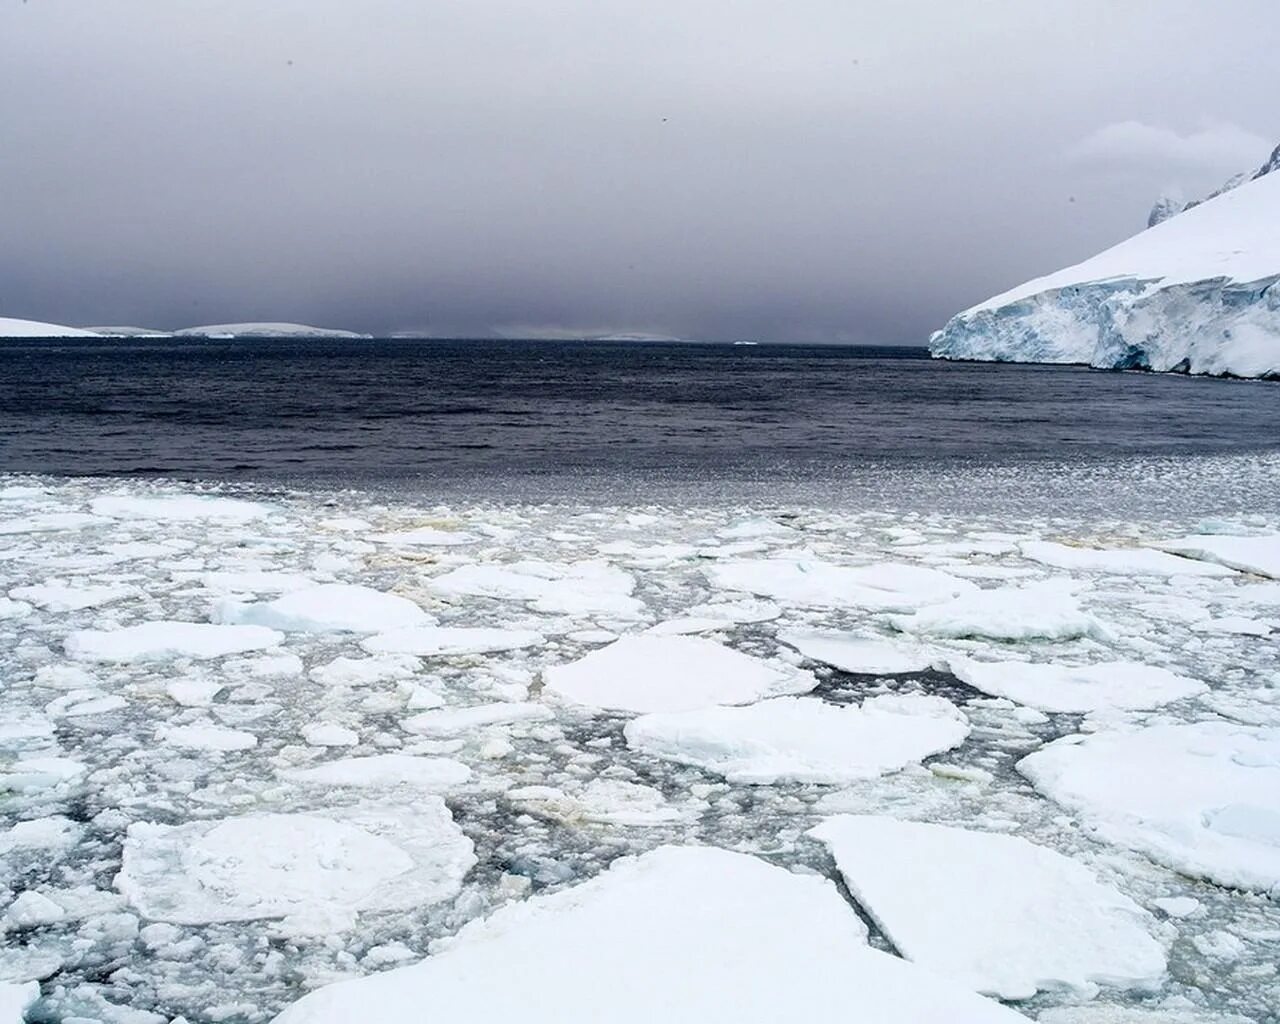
[929,147,1280,380]
[173,322,373,339]
[0,317,101,338]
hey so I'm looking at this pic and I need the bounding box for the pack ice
[270,846,1024,1024]
[929,152,1280,378]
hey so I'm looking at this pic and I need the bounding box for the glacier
[929,154,1280,380]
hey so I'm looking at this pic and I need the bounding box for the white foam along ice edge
[1018,721,1280,892]
[704,558,977,611]
[215,583,434,633]
[270,845,1025,1024]
[624,695,969,784]
[890,580,1111,641]
[1151,533,1280,579]
[809,815,1166,1000]
[946,658,1206,713]
[543,635,817,713]
[65,621,283,661]
[116,802,475,936]
[778,630,939,675]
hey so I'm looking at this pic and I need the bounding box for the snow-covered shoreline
[1,473,1277,1021]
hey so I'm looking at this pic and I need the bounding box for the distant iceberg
[174,322,373,339]
[930,147,1280,380]
[0,317,101,338]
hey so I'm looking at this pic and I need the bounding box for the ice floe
[362,625,544,657]
[1019,722,1280,891]
[216,583,434,633]
[1020,541,1234,577]
[117,803,474,936]
[89,494,273,522]
[891,580,1110,641]
[65,621,283,661]
[947,658,1205,713]
[544,635,817,713]
[429,560,645,617]
[625,695,969,784]
[1153,533,1280,579]
[810,815,1167,999]
[280,754,471,791]
[271,846,1023,1024]
[778,630,937,675]
[706,558,976,610]
[401,702,555,737]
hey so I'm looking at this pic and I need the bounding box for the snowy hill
[0,317,102,338]
[174,322,373,339]
[929,166,1280,379]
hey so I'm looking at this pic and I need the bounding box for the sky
[2,0,1277,344]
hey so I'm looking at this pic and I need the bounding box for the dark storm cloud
[2,0,1276,342]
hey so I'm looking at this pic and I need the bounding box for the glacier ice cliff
[930,156,1280,380]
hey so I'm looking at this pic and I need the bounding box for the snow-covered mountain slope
[1149,142,1280,228]
[174,322,373,339]
[0,317,101,338]
[87,326,173,337]
[929,168,1280,379]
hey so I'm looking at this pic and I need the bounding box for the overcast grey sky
[2,0,1276,342]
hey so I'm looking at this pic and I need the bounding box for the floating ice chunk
[0,817,82,856]
[779,630,937,675]
[683,597,782,623]
[576,779,686,825]
[1038,1007,1254,1024]
[0,757,87,792]
[1019,722,1280,891]
[402,702,555,737]
[216,584,434,633]
[89,494,272,522]
[1153,533,1280,579]
[310,654,421,687]
[1232,581,1280,606]
[193,570,318,594]
[1152,896,1200,918]
[706,558,976,611]
[544,635,817,714]
[66,621,282,662]
[165,679,225,707]
[0,598,31,620]
[0,512,103,535]
[716,518,798,539]
[281,754,471,790]
[46,691,126,717]
[0,982,39,1024]
[271,845,1024,1024]
[429,560,645,617]
[9,581,138,611]
[117,803,474,936]
[1190,614,1273,636]
[362,626,544,657]
[368,526,478,547]
[1020,540,1234,577]
[947,658,1205,713]
[301,722,359,747]
[644,617,728,635]
[625,695,969,784]
[3,890,68,931]
[157,722,258,752]
[890,580,1110,641]
[810,815,1166,999]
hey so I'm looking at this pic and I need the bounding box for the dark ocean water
[2,338,1279,508]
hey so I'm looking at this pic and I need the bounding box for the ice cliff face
[929,156,1280,380]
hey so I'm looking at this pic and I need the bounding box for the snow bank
[1019,722,1280,891]
[929,168,1280,378]
[271,846,1024,1024]
[625,695,969,784]
[544,635,816,713]
[811,815,1166,999]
